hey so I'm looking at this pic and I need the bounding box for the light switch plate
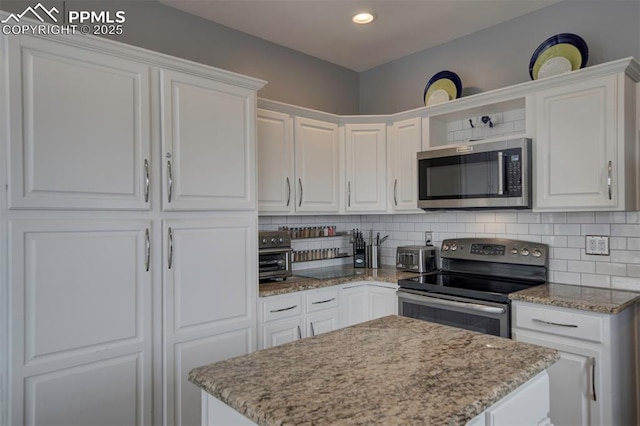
[585,235,609,255]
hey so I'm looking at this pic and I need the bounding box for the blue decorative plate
[529,33,588,80]
[423,71,462,106]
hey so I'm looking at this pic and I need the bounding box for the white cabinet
[161,69,257,211]
[534,73,638,211]
[294,116,340,212]
[2,31,265,426]
[163,216,257,426]
[512,301,637,426]
[257,109,294,213]
[388,117,422,212]
[6,35,151,210]
[344,123,387,212]
[340,282,398,328]
[8,219,153,426]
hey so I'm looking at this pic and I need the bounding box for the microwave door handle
[497,151,504,195]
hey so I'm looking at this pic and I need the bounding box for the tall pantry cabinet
[0,31,265,426]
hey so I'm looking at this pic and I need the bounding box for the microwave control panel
[506,151,522,195]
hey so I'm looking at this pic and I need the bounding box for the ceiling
[160,0,560,72]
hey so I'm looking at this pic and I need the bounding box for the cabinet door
[369,285,398,320]
[9,219,152,426]
[345,123,387,212]
[389,117,422,212]
[513,330,600,426]
[261,319,304,348]
[257,109,294,213]
[307,310,340,337]
[163,216,257,426]
[294,117,340,212]
[535,75,619,210]
[7,35,151,210]
[161,70,256,211]
[340,285,370,327]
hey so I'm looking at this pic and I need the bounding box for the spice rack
[279,226,348,239]
[292,249,351,263]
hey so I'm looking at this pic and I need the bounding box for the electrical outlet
[585,235,609,255]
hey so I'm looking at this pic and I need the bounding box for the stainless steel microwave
[417,138,531,210]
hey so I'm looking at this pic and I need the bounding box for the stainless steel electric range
[397,238,548,338]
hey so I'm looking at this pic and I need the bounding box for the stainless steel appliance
[258,230,292,281]
[417,138,531,210]
[397,238,548,338]
[396,245,438,273]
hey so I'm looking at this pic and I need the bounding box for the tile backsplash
[446,108,526,143]
[259,211,640,292]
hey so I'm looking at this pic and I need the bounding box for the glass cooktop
[398,271,541,303]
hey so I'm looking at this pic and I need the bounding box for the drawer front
[262,294,303,323]
[306,288,340,313]
[513,303,604,343]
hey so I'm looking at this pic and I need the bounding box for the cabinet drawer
[262,294,303,323]
[306,288,340,313]
[513,303,603,343]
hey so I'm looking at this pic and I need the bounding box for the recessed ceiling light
[352,12,376,24]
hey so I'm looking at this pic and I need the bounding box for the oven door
[259,248,292,280]
[397,289,510,338]
[417,138,531,210]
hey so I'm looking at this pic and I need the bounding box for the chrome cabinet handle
[168,227,173,269]
[144,159,150,203]
[532,318,578,328]
[497,151,504,195]
[145,228,150,272]
[297,325,302,340]
[298,178,303,207]
[167,159,173,203]
[591,357,597,401]
[312,298,336,305]
[269,305,297,313]
[393,179,398,206]
[310,322,315,337]
[286,177,291,207]
[348,181,351,207]
[607,161,612,200]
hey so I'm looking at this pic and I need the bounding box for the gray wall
[360,0,640,114]
[0,0,360,114]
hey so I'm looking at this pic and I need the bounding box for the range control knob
[270,237,278,244]
[520,248,530,256]
[442,244,450,251]
[279,237,285,243]
[511,248,519,255]
[261,238,268,245]
[450,243,458,251]
[532,248,542,258]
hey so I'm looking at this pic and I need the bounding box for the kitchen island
[189,315,559,425]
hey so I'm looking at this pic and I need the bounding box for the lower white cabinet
[8,219,153,426]
[259,282,398,349]
[512,301,638,426]
[163,216,257,426]
[340,282,398,328]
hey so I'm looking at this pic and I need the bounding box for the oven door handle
[398,291,506,314]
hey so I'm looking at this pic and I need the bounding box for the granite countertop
[259,265,418,297]
[509,282,640,314]
[189,315,559,425]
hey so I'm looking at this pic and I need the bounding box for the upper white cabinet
[389,117,422,212]
[257,109,294,213]
[294,116,340,212]
[344,123,387,212]
[6,35,151,210]
[534,73,638,211]
[161,69,257,211]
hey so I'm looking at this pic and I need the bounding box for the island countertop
[189,315,559,425]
